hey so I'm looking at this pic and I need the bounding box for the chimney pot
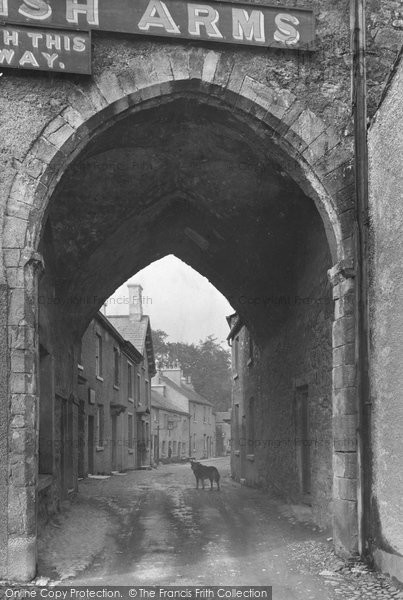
[128,283,143,321]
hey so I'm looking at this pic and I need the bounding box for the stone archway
[2,48,357,581]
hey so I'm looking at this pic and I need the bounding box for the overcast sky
[104,255,234,346]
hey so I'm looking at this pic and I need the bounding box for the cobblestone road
[35,458,402,600]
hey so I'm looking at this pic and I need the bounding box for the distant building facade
[227,311,333,530]
[108,284,156,469]
[215,411,231,457]
[151,390,190,463]
[152,367,216,460]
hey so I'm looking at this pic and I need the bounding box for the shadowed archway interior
[39,95,332,344]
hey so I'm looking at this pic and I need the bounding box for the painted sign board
[1,0,315,50]
[0,24,91,72]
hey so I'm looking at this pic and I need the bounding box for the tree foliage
[151,330,231,411]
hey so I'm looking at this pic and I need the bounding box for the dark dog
[191,460,220,490]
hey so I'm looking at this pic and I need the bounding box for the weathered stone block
[334,452,357,478]
[334,475,357,501]
[8,485,36,535]
[6,268,24,289]
[272,100,304,136]
[333,364,356,388]
[2,216,28,249]
[44,122,76,151]
[4,250,21,268]
[8,287,27,326]
[8,324,35,352]
[334,413,357,436]
[10,428,36,456]
[333,498,358,556]
[213,54,235,89]
[334,292,355,319]
[287,108,327,153]
[94,71,124,104]
[188,47,207,80]
[29,137,58,165]
[170,51,190,81]
[202,50,220,83]
[10,394,36,417]
[61,106,86,131]
[7,535,37,582]
[332,316,355,348]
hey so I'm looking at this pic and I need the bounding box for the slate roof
[151,390,189,416]
[215,411,231,423]
[159,374,213,407]
[226,312,243,341]
[108,315,156,376]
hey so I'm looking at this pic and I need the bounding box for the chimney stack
[128,283,143,321]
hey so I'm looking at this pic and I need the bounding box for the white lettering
[46,33,61,50]
[18,0,51,21]
[0,0,8,18]
[19,49,39,66]
[63,35,71,51]
[66,0,99,26]
[3,29,19,46]
[41,51,58,67]
[188,4,223,38]
[73,35,86,51]
[0,48,14,63]
[274,13,300,46]
[232,8,265,42]
[27,31,43,47]
[138,0,180,34]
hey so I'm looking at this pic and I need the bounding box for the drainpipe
[352,0,371,557]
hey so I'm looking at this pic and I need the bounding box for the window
[145,380,149,402]
[128,413,134,449]
[193,404,196,422]
[137,374,141,404]
[162,440,166,455]
[128,363,134,399]
[96,404,104,447]
[203,406,207,423]
[114,347,120,387]
[248,397,255,446]
[95,334,103,377]
[234,404,240,451]
[173,441,177,455]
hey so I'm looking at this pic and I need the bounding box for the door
[295,385,311,499]
[88,415,94,474]
[111,415,117,471]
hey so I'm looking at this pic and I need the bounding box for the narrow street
[37,458,402,600]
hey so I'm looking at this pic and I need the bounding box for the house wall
[230,213,333,529]
[80,318,139,475]
[152,408,190,462]
[190,402,216,460]
[136,353,153,468]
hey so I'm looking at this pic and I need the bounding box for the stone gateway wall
[0,0,401,583]
[230,205,333,529]
[368,54,403,583]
